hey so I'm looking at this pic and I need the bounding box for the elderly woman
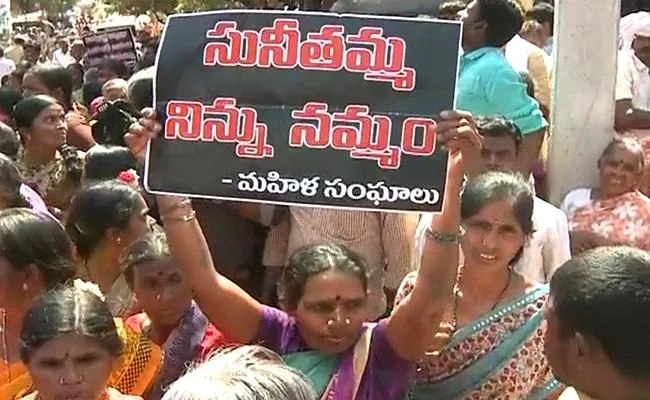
[561,137,650,253]
[162,346,316,400]
[124,107,480,399]
[124,233,231,398]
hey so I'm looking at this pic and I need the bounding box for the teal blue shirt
[456,47,547,135]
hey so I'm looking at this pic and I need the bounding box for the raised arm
[126,110,264,343]
[385,110,481,360]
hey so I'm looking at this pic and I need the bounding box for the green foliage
[13,0,76,15]
[41,0,77,15]
[108,0,176,15]
[173,0,249,12]
[108,0,258,15]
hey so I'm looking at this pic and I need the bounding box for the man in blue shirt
[457,0,547,176]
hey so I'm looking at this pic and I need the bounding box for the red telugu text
[165,98,437,170]
[202,19,416,92]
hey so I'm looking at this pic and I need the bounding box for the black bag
[91,100,142,147]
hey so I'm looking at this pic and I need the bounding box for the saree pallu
[396,275,559,400]
[283,326,375,400]
[106,275,140,319]
[0,320,162,399]
[127,302,231,399]
[568,190,650,251]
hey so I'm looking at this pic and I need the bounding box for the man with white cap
[614,11,650,193]
[615,12,650,131]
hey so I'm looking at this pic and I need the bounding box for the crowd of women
[0,0,649,400]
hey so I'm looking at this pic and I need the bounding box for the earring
[155,293,161,301]
[344,318,351,325]
[327,319,334,326]
[116,237,122,245]
[59,377,65,385]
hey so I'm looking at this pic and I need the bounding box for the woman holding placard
[125,108,481,399]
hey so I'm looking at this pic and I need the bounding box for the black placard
[145,10,461,212]
[82,28,138,70]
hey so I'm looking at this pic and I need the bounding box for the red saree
[126,302,231,397]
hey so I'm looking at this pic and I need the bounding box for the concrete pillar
[547,0,621,205]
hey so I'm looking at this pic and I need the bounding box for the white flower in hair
[73,278,105,300]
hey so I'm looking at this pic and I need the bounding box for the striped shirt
[264,207,417,319]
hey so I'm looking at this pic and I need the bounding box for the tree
[109,0,177,15]
[109,0,256,14]
[173,0,248,12]
[11,0,32,14]
[39,0,77,16]
[11,0,76,15]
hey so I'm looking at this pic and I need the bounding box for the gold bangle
[162,210,196,224]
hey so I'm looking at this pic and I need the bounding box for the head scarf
[619,11,650,50]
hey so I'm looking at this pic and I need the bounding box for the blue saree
[396,274,561,400]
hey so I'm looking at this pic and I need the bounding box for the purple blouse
[20,184,52,216]
[255,306,413,400]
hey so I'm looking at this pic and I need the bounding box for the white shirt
[505,34,535,72]
[504,34,551,107]
[52,49,75,68]
[415,196,571,284]
[514,197,571,283]
[0,57,14,81]
[560,188,592,217]
[616,50,650,110]
[506,34,553,74]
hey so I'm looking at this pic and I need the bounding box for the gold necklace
[450,266,513,330]
[423,266,513,357]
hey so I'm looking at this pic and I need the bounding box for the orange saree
[0,320,162,400]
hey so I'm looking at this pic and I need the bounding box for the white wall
[547,0,621,205]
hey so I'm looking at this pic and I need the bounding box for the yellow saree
[0,319,162,400]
